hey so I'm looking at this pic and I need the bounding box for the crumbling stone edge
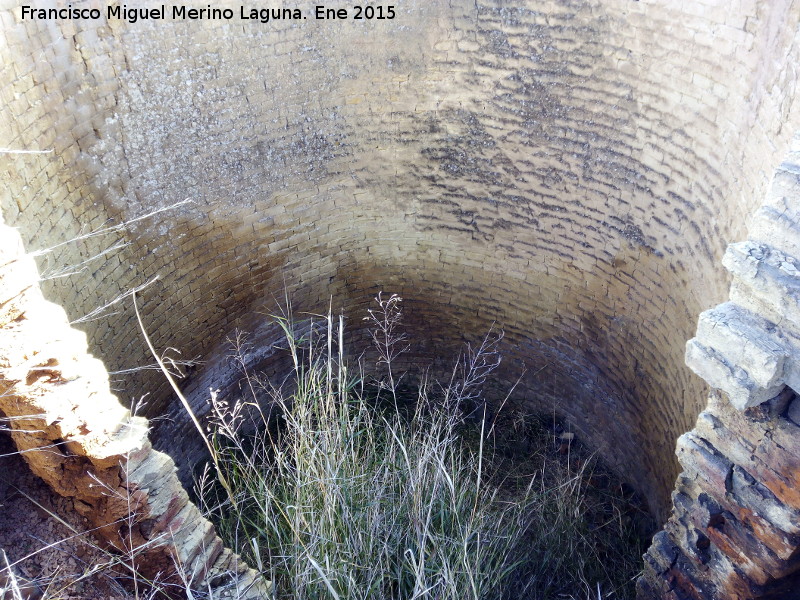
[0,217,270,598]
[638,138,800,599]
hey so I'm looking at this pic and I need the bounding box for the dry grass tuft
[198,295,650,600]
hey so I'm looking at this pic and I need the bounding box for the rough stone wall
[637,140,800,599]
[0,214,268,597]
[1,0,799,529]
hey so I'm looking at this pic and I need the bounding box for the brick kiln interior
[2,1,800,598]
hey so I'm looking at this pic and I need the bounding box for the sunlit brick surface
[2,0,799,521]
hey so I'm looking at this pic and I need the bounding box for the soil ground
[0,433,133,600]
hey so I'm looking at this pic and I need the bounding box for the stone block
[676,432,732,491]
[724,241,800,334]
[694,302,788,388]
[685,339,783,409]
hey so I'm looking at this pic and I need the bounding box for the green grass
[198,296,649,599]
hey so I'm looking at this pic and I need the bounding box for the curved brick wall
[2,0,800,523]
